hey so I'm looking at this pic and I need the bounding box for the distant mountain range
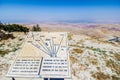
[1,19,120,24]
[55,19,120,24]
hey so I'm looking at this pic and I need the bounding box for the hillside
[0,24,120,80]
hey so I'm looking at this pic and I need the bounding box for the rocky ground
[0,24,120,80]
[69,34,120,80]
[0,32,26,80]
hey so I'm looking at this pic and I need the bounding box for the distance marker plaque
[7,32,71,79]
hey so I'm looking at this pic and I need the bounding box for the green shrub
[32,24,41,31]
[0,22,29,33]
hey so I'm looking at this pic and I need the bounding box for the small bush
[73,48,83,53]
[32,24,41,31]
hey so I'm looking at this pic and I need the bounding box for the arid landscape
[0,23,120,80]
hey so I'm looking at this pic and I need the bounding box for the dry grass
[69,44,79,47]
[70,56,78,63]
[88,57,98,65]
[92,72,110,80]
[0,65,2,75]
[114,53,120,61]
[73,48,83,54]
[106,59,120,75]
[68,33,73,40]
[111,75,120,80]
[0,50,10,57]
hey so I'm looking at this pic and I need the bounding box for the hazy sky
[0,0,120,23]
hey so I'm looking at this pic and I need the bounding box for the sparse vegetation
[32,24,41,31]
[69,44,79,47]
[85,46,106,53]
[106,59,120,75]
[73,48,83,53]
[18,38,23,41]
[12,47,18,52]
[92,72,110,80]
[114,53,120,61]
[111,75,120,80]
[88,57,98,65]
[0,43,3,47]
[0,50,10,57]
[70,56,78,63]
[68,33,73,40]
[0,30,15,41]
[0,43,20,57]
